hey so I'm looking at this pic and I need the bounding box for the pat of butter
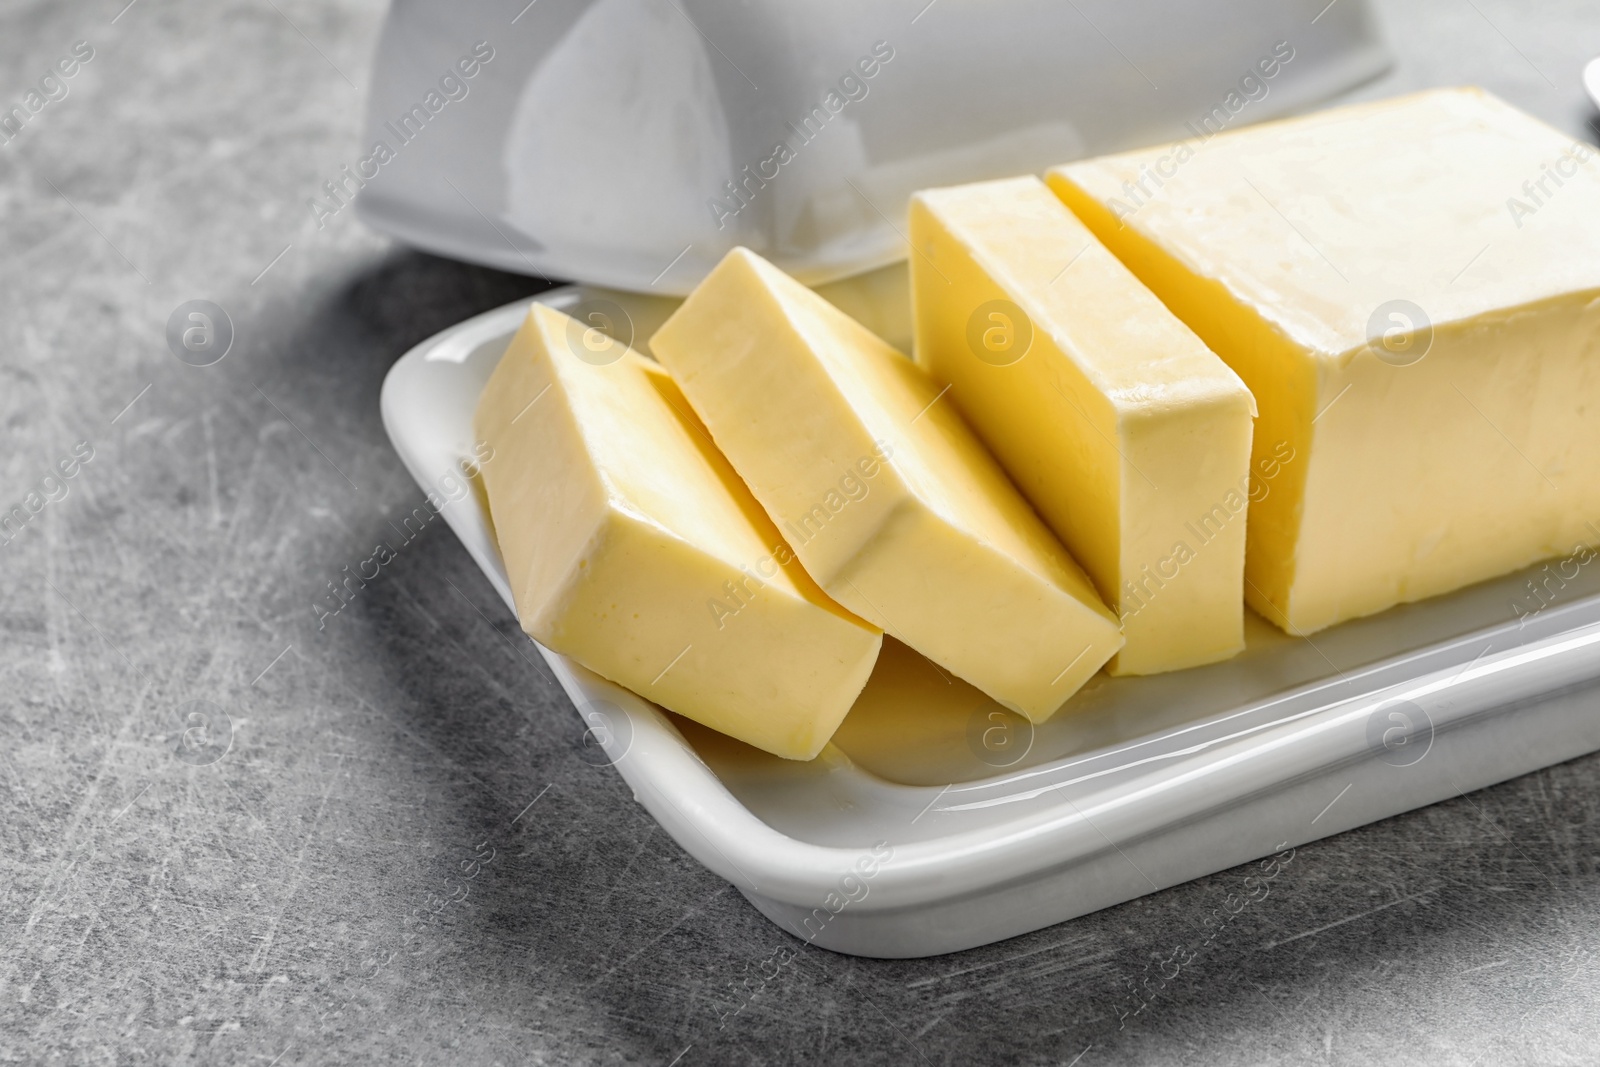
[1049,88,1600,634]
[910,176,1256,675]
[473,303,882,760]
[650,248,1122,721]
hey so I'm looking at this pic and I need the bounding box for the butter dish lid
[353,0,1389,294]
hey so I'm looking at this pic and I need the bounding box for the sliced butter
[1049,87,1600,634]
[910,175,1256,675]
[473,303,882,760]
[650,248,1123,721]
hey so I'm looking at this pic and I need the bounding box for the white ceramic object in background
[381,285,1600,958]
[356,0,1390,293]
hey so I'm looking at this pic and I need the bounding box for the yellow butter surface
[1050,88,1600,633]
[474,303,882,760]
[911,176,1255,674]
[651,248,1122,721]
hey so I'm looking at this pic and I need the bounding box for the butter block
[650,248,1123,721]
[474,303,882,760]
[910,176,1256,675]
[1049,88,1600,634]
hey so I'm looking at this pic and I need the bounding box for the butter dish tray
[380,284,1600,958]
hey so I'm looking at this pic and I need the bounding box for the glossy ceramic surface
[355,0,1391,292]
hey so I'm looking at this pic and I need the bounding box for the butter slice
[910,176,1255,675]
[1050,88,1600,634]
[474,303,882,760]
[650,248,1122,721]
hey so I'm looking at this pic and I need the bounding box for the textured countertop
[4,1,1600,1063]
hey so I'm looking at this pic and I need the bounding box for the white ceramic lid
[353,0,1390,293]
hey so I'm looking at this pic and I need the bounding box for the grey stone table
[3,1,1599,1063]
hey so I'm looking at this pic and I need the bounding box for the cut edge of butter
[474,303,883,760]
[909,176,1255,675]
[651,247,1124,722]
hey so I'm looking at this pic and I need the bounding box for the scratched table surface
[5,0,1600,1063]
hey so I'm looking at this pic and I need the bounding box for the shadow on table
[253,246,559,401]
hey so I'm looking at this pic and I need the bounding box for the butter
[474,303,882,760]
[910,176,1255,674]
[650,248,1123,720]
[1049,88,1600,634]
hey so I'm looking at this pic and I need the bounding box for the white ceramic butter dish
[381,283,1600,957]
